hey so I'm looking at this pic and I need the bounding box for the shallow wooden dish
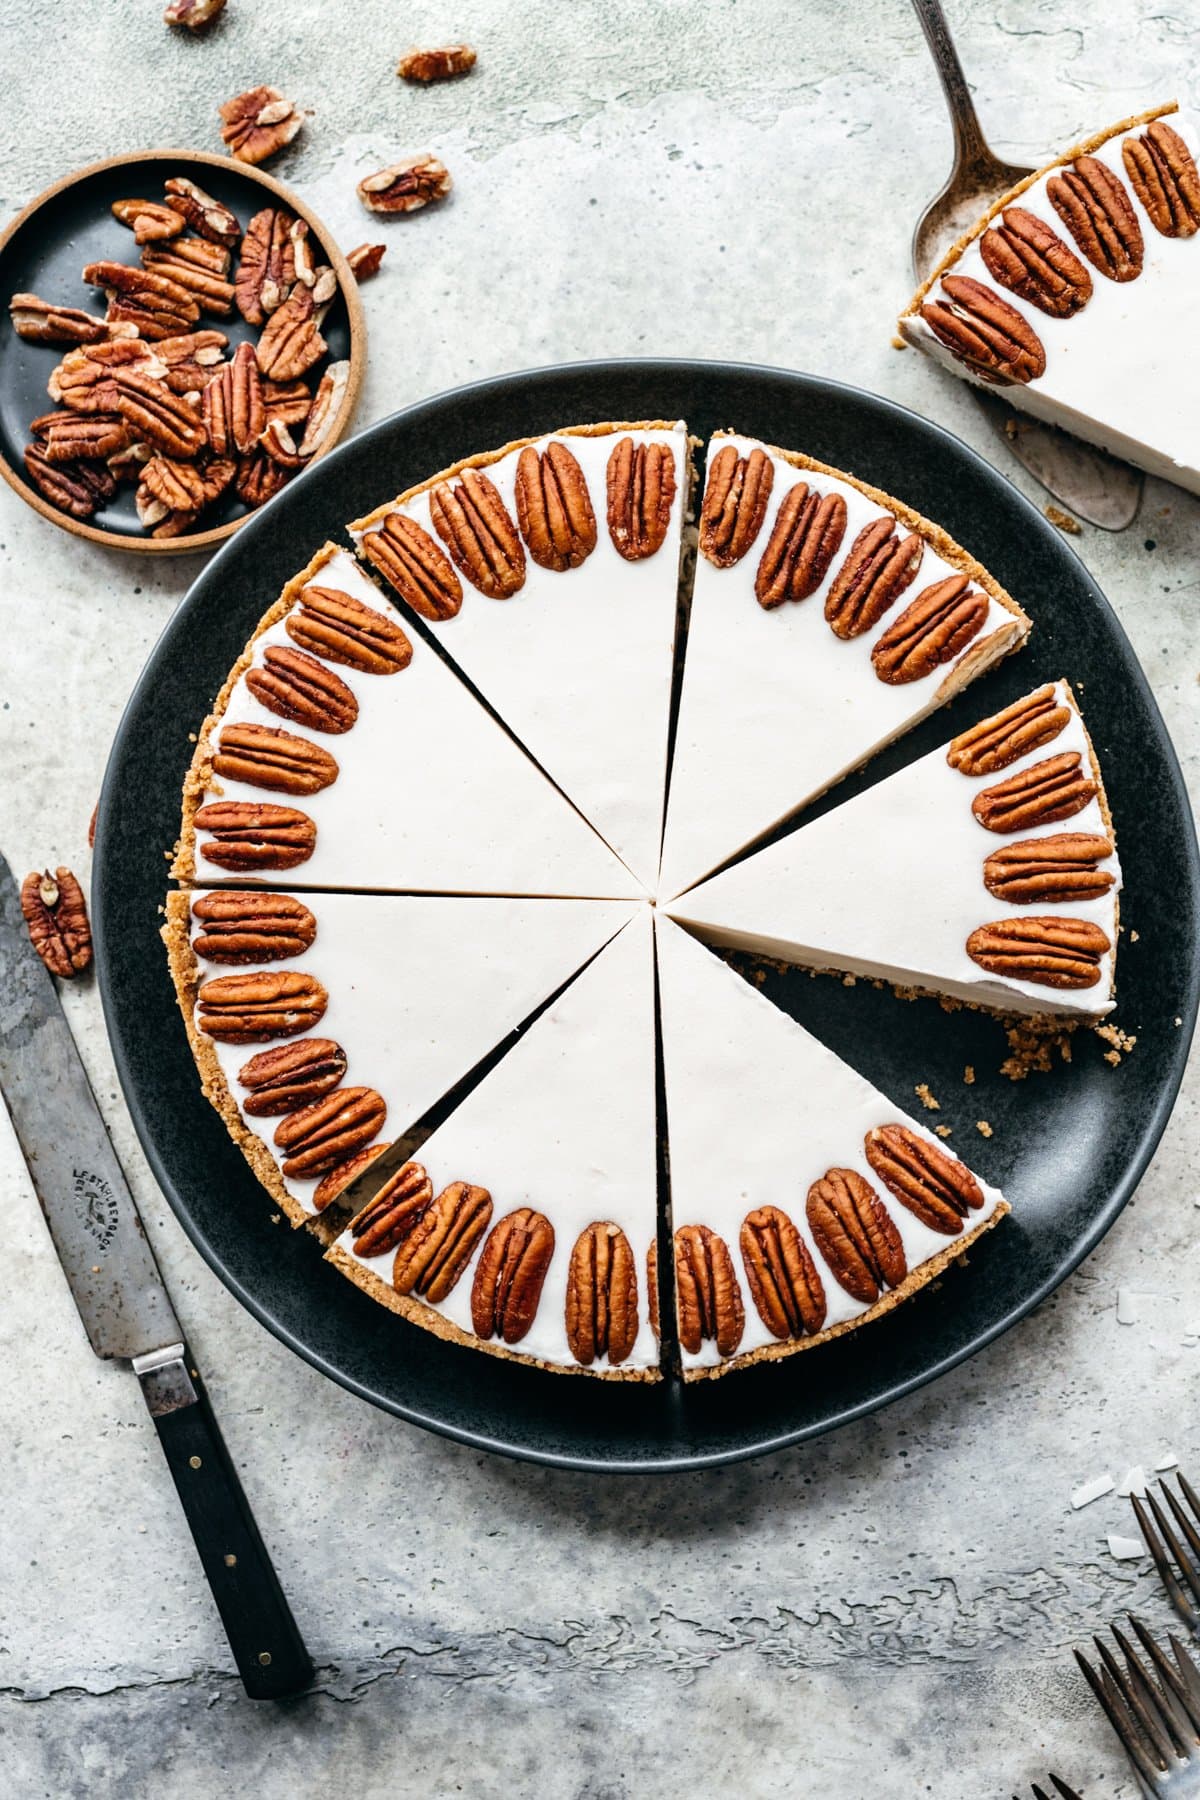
[0,148,365,554]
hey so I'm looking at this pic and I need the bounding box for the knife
[0,850,313,1700]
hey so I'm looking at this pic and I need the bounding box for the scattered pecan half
[699,443,774,567]
[972,751,1096,833]
[235,208,296,325]
[111,198,186,245]
[947,684,1069,776]
[1047,156,1144,281]
[246,645,359,733]
[273,1085,387,1177]
[755,481,847,609]
[164,0,226,26]
[194,799,317,871]
[191,890,317,963]
[966,916,1111,990]
[514,441,597,571]
[286,585,412,673]
[255,287,326,382]
[393,1180,493,1304]
[870,573,987,684]
[605,436,677,560]
[358,156,453,214]
[213,721,339,795]
[1123,119,1200,238]
[824,516,923,638]
[220,86,305,165]
[346,243,386,281]
[237,1037,347,1117]
[865,1125,984,1236]
[30,409,129,463]
[980,206,1092,316]
[674,1224,744,1357]
[196,968,328,1042]
[430,468,526,598]
[202,341,265,457]
[471,1208,555,1345]
[313,1141,392,1213]
[920,275,1046,384]
[361,514,464,620]
[143,239,236,315]
[296,361,350,458]
[396,44,477,82]
[10,293,107,346]
[806,1168,905,1304]
[164,178,242,249]
[83,260,201,340]
[351,1161,435,1256]
[982,832,1115,904]
[740,1205,827,1340]
[20,868,92,977]
[565,1222,639,1366]
[23,444,113,517]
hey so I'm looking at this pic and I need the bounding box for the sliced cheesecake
[656,915,1009,1379]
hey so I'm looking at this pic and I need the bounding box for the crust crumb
[935,1124,953,1138]
[842,972,857,986]
[964,1064,975,1085]
[1045,504,1082,536]
[1131,929,1140,943]
[915,1082,940,1111]
[1000,1020,1078,1080]
[1095,1021,1136,1067]
[891,334,907,351]
[976,1119,993,1138]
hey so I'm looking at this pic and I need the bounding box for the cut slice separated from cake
[349,421,690,891]
[657,432,1030,901]
[327,909,661,1379]
[655,915,1009,1379]
[172,543,641,899]
[898,103,1200,495]
[666,681,1120,1020]
[163,889,636,1227]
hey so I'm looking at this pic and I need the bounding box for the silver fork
[1016,1777,1083,1799]
[1076,1617,1200,1795]
[1132,1475,1200,1635]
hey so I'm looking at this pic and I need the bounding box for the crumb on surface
[964,1064,975,1085]
[935,1124,953,1138]
[976,1119,993,1138]
[1130,929,1139,943]
[891,334,907,351]
[842,973,856,986]
[915,1082,940,1110]
[1045,504,1082,535]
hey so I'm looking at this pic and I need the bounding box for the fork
[1076,1617,1200,1794]
[1015,1777,1083,1799]
[1132,1476,1200,1635]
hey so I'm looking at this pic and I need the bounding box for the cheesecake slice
[163,889,635,1227]
[656,915,1009,1379]
[657,433,1029,901]
[173,543,640,899]
[666,681,1119,1020]
[327,910,660,1378]
[899,104,1200,495]
[350,422,689,890]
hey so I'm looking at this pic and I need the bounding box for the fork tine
[1145,1487,1200,1611]
[1178,1472,1200,1524]
[1132,1492,1196,1622]
[1130,1615,1200,1735]
[1029,1785,1050,1799]
[1168,1629,1200,1715]
[1160,1482,1200,1577]
[1049,1780,1083,1800]
[1076,1645,1165,1784]
[1114,1619,1193,1751]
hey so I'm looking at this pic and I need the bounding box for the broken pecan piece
[273,1085,387,1177]
[806,1168,906,1305]
[396,44,476,82]
[1123,118,1200,238]
[361,515,464,619]
[674,1225,744,1357]
[213,721,339,795]
[164,0,226,26]
[296,362,349,459]
[237,1036,347,1116]
[947,684,1069,776]
[235,208,296,324]
[972,751,1096,833]
[191,889,316,963]
[980,206,1093,317]
[740,1205,827,1340]
[920,275,1046,384]
[23,444,111,518]
[194,800,317,871]
[430,468,526,598]
[345,243,386,281]
[699,443,774,567]
[1047,156,1144,281]
[870,574,987,684]
[246,646,359,733]
[358,156,453,214]
[605,436,677,560]
[286,586,412,674]
[20,868,92,977]
[966,916,1110,990]
[565,1222,639,1367]
[164,177,242,249]
[351,1161,435,1256]
[824,517,923,638]
[514,441,597,571]
[10,293,107,347]
[135,482,197,538]
[471,1208,555,1345]
[220,86,305,165]
[196,968,328,1042]
[755,481,847,609]
[112,198,185,245]
[312,1141,392,1213]
[255,287,326,382]
[393,1180,493,1304]
[982,833,1115,904]
[865,1125,984,1236]
[203,341,265,457]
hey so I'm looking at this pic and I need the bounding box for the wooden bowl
[0,148,366,555]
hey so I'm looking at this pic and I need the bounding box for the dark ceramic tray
[92,360,1200,1471]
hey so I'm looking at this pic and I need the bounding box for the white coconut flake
[1116,1289,1139,1325]
[1072,1474,1115,1510]
[1117,1467,1148,1498]
[1108,1534,1145,1562]
[1155,1452,1179,1473]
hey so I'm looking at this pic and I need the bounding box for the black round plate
[92,360,1200,1472]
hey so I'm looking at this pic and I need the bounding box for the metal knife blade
[0,851,182,1361]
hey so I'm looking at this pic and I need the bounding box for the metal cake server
[0,849,312,1700]
[910,0,1144,530]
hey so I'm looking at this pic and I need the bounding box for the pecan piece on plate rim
[674,1223,744,1357]
[297,361,350,459]
[346,242,386,281]
[358,156,453,215]
[755,480,847,610]
[605,436,677,561]
[1123,118,1200,238]
[947,683,1069,777]
[740,1205,827,1340]
[163,178,242,249]
[20,868,92,977]
[203,340,265,458]
[514,441,597,571]
[237,1036,347,1117]
[273,1085,387,1177]
[24,444,112,518]
[920,275,1046,384]
[361,514,463,620]
[350,1161,435,1256]
[246,645,359,733]
[10,293,107,347]
[111,198,186,244]
[471,1208,556,1345]
[980,207,1093,317]
[1047,156,1144,281]
[699,443,774,568]
[393,1180,493,1305]
[255,288,327,383]
[194,799,317,871]
[196,967,328,1042]
[235,207,296,324]
[972,750,1096,833]
[966,916,1111,990]
[870,573,987,685]
[190,889,317,963]
[313,1141,392,1213]
[865,1125,984,1236]
[286,585,412,674]
[220,86,305,166]
[396,44,476,82]
[429,468,526,599]
[213,720,339,795]
[982,832,1115,904]
[823,516,923,638]
[565,1222,639,1367]
[806,1168,906,1305]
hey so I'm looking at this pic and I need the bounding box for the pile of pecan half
[9,175,349,538]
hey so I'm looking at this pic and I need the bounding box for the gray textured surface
[1,2,1197,1795]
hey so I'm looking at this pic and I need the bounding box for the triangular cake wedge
[657,433,1029,900]
[172,543,640,899]
[350,422,689,889]
[163,889,635,1227]
[899,104,1200,496]
[655,915,1009,1380]
[327,911,660,1379]
[667,682,1120,1021]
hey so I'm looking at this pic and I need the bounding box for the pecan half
[358,156,452,214]
[972,751,1096,833]
[23,444,112,518]
[235,448,290,508]
[213,721,339,795]
[164,0,226,26]
[947,684,1069,776]
[111,198,186,244]
[806,1169,906,1304]
[966,916,1111,990]
[755,481,847,609]
[10,293,107,347]
[740,1205,827,1340]
[1123,119,1200,238]
[163,177,242,249]
[429,469,526,598]
[297,361,350,458]
[255,288,326,382]
[351,1161,435,1256]
[141,453,213,511]
[514,442,597,571]
[286,585,412,674]
[982,833,1115,904]
[196,968,328,1042]
[258,421,304,470]
[30,410,129,463]
[674,1224,744,1357]
[346,243,386,281]
[980,206,1093,316]
[50,338,166,409]
[202,341,264,457]
[397,44,476,81]
[143,239,236,315]
[107,441,153,482]
[471,1208,555,1345]
[1047,156,1144,281]
[112,372,206,458]
[870,574,987,684]
[273,1085,387,1177]
[393,1181,493,1304]
[135,483,197,538]
[313,1141,392,1213]
[83,260,201,340]
[194,800,317,871]
[262,377,314,427]
[920,275,1046,384]
[191,890,316,962]
[699,443,774,567]
[237,1036,347,1116]
[235,208,295,324]
[361,515,464,619]
[246,646,359,733]
[156,327,229,394]
[647,1239,660,1340]
[824,517,923,638]
[565,1222,639,1366]
[20,868,92,977]
[605,436,677,560]
[219,86,305,165]
[865,1125,984,1236]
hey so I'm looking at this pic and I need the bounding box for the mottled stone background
[0,1,1197,1795]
